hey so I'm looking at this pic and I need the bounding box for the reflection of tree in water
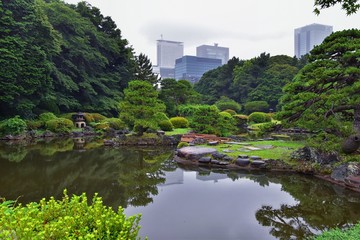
[255,174,360,240]
[0,141,175,209]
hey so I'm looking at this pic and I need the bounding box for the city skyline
[64,0,360,64]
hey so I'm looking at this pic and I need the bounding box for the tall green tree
[134,53,158,85]
[278,29,360,140]
[119,80,166,135]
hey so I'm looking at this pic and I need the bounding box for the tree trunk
[354,105,360,134]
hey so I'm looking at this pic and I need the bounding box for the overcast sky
[64,0,360,64]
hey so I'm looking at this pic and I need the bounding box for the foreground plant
[0,190,141,239]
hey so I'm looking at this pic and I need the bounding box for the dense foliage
[195,54,303,111]
[0,191,141,239]
[314,221,360,239]
[314,0,360,15]
[0,0,154,119]
[278,29,360,148]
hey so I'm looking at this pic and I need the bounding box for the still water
[1,138,360,240]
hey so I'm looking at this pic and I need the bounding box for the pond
[1,138,360,240]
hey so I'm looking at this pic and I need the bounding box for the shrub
[101,118,126,130]
[248,112,272,123]
[223,109,237,116]
[233,114,249,133]
[84,113,107,123]
[0,116,27,136]
[244,101,270,114]
[45,118,74,133]
[94,122,110,131]
[177,142,189,148]
[170,117,189,128]
[0,190,141,239]
[39,112,57,123]
[159,120,174,131]
[215,96,241,112]
[26,120,44,130]
[315,221,360,240]
[154,112,169,123]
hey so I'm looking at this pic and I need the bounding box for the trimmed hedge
[159,120,174,131]
[170,117,189,128]
[248,112,272,123]
[45,118,74,133]
[0,116,28,136]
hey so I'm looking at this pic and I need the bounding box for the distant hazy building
[156,39,184,78]
[294,23,333,58]
[175,56,222,83]
[196,43,229,65]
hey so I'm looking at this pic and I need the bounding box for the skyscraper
[156,39,184,78]
[294,23,333,58]
[196,43,229,65]
[175,56,222,84]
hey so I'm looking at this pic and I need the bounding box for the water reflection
[0,139,174,209]
[1,140,360,239]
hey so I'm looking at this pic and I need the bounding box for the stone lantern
[72,112,86,128]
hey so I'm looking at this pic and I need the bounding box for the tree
[119,80,166,135]
[278,29,360,141]
[214,96,241,112]
[134,53,158,85]
[314,0,360,15]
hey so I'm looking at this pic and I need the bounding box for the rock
[208,141,219,146]
[331,162,360,181]
[291,147,340,165]
[223,156,233,162]
[223,149,234,153]
[345,176,360,188]
[236,158,250,166]
[250,156,262,160]
[191,137,207,145]
[238,155,249,158]
[199,157,212,163]
[210,159,220,165]
[211,152,227,159]
[177,146,217,160]
[251,160,266,168]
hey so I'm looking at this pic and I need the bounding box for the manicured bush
[222,109,237,116]
[45,118,74,133]
[177,142,189,148]
[170,117,189,128]
[101,118,126,130]
[84,113,107,123]
[248,112,272,123]
[39,112,57,123]
[26,120,44,130]
[159,120,174,131]
[244,101,270,114]
[0,116,27,136]
[0,190,141,239]
[215,96,241,112]
[94,122,110,131]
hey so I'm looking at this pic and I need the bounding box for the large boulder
[290,147,340,165]
[331,162,360,181]
[341,135,360,154]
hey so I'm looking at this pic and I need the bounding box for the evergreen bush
[26,120,44,130]
[223,109,237,116]
[248,112,272,123]
[102,118,126,130]
[45,118,74,133]
[0,190,141,239]
[159,120,174,131]
[39,112,57,123]
[0,116,27,136]
[244,101,270,114]
[170,117,189,128]
[177,142,189,148]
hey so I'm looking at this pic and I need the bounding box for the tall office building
[175,56,222,84]
[156,39,184,78]
[294,23,333,58]
[196,43,229,65]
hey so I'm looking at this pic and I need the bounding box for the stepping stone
[210,159,220,164]
[223,149,234,153]
[208,141,219,146]
[223,156,233,162]
[238,155,249,158]
[218,161,229,166]
[236,158,250,166]
[244,146,262,150]
[250,156,262,160]
[212,152,227,159]
[198,157,212,163]
[251,160,266,168]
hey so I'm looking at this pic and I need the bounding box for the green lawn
[201,140,305,161]
[165,128,191,135]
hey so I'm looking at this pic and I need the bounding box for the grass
[165,128,191,135]
[200,140,305,161]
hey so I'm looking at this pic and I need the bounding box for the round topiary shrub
[244,101,269,114]
[45,118,74,133]
[248,112,272,123]
[0,116,27,136]
[159,120,174,131]
[154,112,169,123]
[39,112,57,123]
[222,109,237,116]
[26,120,43,130]
[170,117,189,128]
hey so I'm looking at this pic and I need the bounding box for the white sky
[64,0,360,64]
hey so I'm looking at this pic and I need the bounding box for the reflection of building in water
[196,172,227,182]
[159,168,184,186]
